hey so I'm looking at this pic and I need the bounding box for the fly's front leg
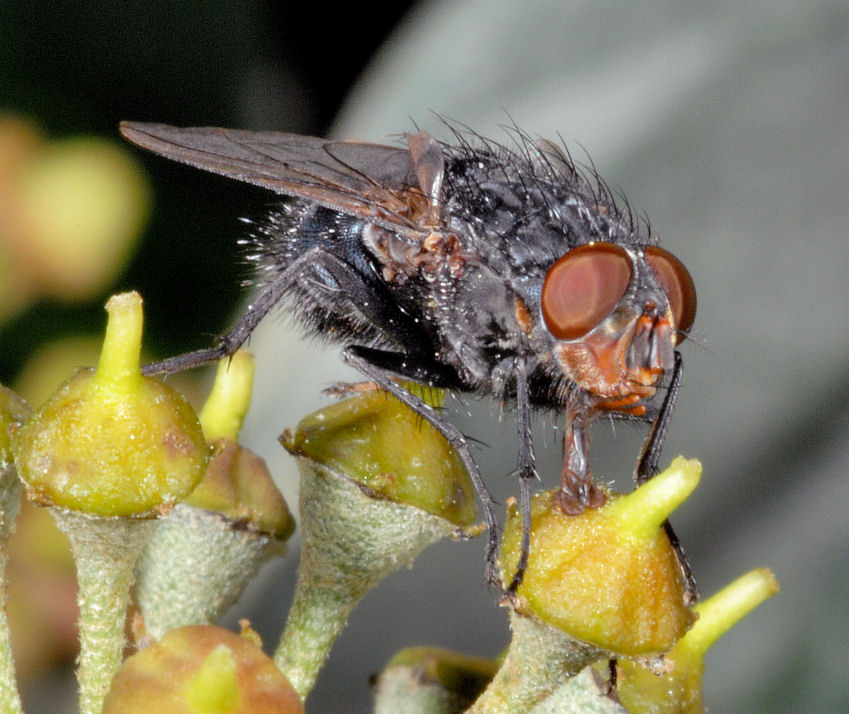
[635,351,699,603]
[556,407,606,515]
[343,345,501,588]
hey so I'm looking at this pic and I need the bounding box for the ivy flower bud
[500,457,700,657]
[615,567,779,713]
[283,386,476,524]
[135,351,294,640]
[373,647,499,714]
[10,291,209,714]
[274,388,479,699]
[12,292,208,516]
[103,625,303,714]
[473,458,701,713]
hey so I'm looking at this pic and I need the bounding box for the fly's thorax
[428,257,538,387]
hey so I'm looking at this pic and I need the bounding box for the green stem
[0,462,23,714]
[53,510,155,714]
[273,573,356,698]
[273,460,456,698]
[135,504,282,640]
[528,668,626,714]
[468,611,603,714]
[0,550,21,714]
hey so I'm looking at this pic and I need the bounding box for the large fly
[120,121,697,595]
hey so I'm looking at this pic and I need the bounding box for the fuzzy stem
[0,464,22,714]
[528,668,626,714]
[273,460,456,698]
[468,610,603,714]
[136,503,282,640]
[0,574,21,714]
[53,509,155,714]
[273,574,357,699]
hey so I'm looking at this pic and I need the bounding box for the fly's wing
[119,122,434,238]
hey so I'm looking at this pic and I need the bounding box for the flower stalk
[55,510,157,713]
[467,610,604,714]
[0,385,31,714]
[135,351,294,640]
[274,388,479,699]
[10,291,209,713]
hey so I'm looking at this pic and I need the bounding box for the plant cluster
[0,289,777,713]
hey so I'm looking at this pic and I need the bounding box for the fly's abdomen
[247,203,433,351]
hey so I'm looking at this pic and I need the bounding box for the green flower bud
[374,647,499,714]
[500,457,700,657]
[189,351,293,538]
[472,458,701,713]
[283,386,476,526]
[615,567,779,713]
[10,291,209,714]
[184,439,294,539]
[274,388,480,699]
[136,352,294,639]
[12,291,209,516]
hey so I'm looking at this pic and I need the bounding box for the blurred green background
[0,0,415,384]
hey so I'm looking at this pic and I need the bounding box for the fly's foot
[553,478,606,515]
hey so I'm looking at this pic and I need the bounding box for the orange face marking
[552,311,674,414]
[514,296,535,335]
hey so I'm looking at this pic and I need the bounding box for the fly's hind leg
[141,246,431,377]
[140,247,336,376]
[140,244,503,588]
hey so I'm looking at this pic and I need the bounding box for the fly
[120,121,697,595]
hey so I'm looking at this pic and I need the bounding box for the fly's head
[540,242,696,415]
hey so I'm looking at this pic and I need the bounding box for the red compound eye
[542,242,632,341]
[644,245,697,339]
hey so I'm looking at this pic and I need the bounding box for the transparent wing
[120,122,431,236]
